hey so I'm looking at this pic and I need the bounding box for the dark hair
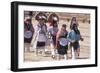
[70,17,77,29]
[72,24,80,34]
[24,18,32,24]
[35,12,47,22]
[62,24,67,28]
[48,13,59,23]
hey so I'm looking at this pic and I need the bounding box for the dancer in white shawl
[31,12,47,56]
[47,13,59,59]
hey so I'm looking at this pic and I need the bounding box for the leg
[35,48,38,56]
[75,48,80,59]
[74,50,77,59]
[77,44,80,57]
[64,54,68,60]
[75,42,80,59]
[41,46,46,56]
[50,43,56,59]
[56,54,60,60]
[72,47,75,59]
[25,43,30,52]
[63,45,68,60]
[69,43,72,59]
[24,43,26,52]
[77,48,80,56]
[56,49,61,60]
[51,36,57,59]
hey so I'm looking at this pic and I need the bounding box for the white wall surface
[0,0,99,73]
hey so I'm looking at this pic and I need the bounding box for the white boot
[64,54,68,60]
[50,43,56,58]
[71,47,75,60]
[34,48,38,56]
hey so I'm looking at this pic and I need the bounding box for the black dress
[24,22,34,43]
[57,31,68,55]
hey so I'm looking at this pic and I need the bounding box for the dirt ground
[24,45,90,62]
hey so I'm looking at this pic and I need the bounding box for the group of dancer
[24,12,84,60]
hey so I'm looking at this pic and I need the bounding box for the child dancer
[56,24,69,60]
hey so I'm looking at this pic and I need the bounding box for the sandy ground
[24,45,90,62]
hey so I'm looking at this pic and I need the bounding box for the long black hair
[70,17,78,30]
[72,24,80,34]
